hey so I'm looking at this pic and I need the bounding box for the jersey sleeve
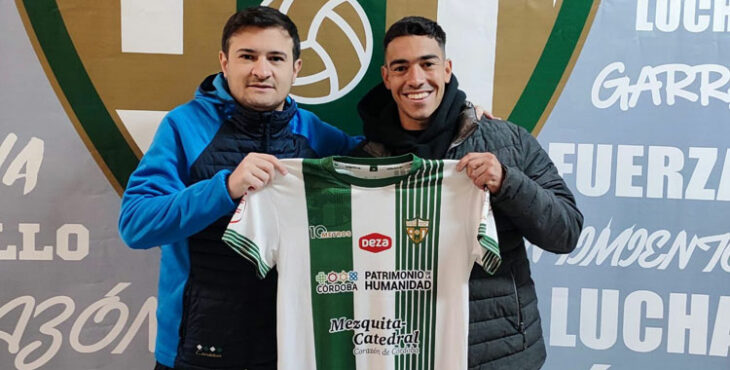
[474,191,501,275]
[222,190,280,279]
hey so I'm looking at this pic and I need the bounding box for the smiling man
[118,7,359,370]
[354,16,584,369]
[381,33,452,131]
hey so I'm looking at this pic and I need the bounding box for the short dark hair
[384,16,446,52]
[221,6,301,60]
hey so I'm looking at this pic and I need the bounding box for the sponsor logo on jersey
[309,225,352,239]
[405,218,430,244]
[364,270,432,291]
[329,316,420,348]
[314,270,358,294]
[358,233,392,253]
[229,193,247,224]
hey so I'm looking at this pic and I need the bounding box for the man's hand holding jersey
[227,153,288,198]
[457,152,504,194]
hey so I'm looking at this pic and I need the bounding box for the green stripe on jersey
[303,159,356,370]
[478,224,502,274]
[222,229,271,279]
[395,159,443,370]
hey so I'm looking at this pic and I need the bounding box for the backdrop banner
[1,0,727,369]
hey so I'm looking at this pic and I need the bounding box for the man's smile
[404,91,432,100]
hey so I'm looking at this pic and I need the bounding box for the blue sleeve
[118,115,237,249]
[291,109,363,157]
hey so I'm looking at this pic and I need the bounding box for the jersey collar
[322,154,424,188]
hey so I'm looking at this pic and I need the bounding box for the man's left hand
[474,105,500,120]
[456,152,504,193]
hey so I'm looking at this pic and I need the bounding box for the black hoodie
[357,75,466,159]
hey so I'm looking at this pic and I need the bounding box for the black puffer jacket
[178,75,325,370]
[450,104,582,369]
[356,81,583,369]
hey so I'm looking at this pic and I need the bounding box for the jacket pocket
[510,270,527,350]
[175,278,276,369]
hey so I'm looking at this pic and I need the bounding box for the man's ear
[444,59,453,83]
[381,65,390,89]
[219,50,229,79]
[292,58,303,82]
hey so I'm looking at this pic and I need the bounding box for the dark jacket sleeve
[490,125,583,254]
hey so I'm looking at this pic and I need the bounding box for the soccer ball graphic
[262,0,373,104]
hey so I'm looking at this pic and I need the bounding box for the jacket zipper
[510,271,527,350]
[263,119,271,153]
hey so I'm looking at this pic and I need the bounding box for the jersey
[222,154,500,370]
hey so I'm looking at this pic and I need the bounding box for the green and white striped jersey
[223,154,500,370]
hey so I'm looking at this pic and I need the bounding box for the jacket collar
[227,97,297,134]
[450,101,480,150]
[357,100,479,158]
[197,72,297,135]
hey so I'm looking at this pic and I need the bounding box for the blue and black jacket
[118,73,361,369]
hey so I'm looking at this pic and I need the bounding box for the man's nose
[405,65,425,87]
[251,59,272,79]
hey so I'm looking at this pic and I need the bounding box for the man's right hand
[227,153,288,199]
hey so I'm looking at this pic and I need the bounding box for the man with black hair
[118,7,359,369]
[354,16,584,369]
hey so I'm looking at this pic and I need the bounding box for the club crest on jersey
[405,218,430,244]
